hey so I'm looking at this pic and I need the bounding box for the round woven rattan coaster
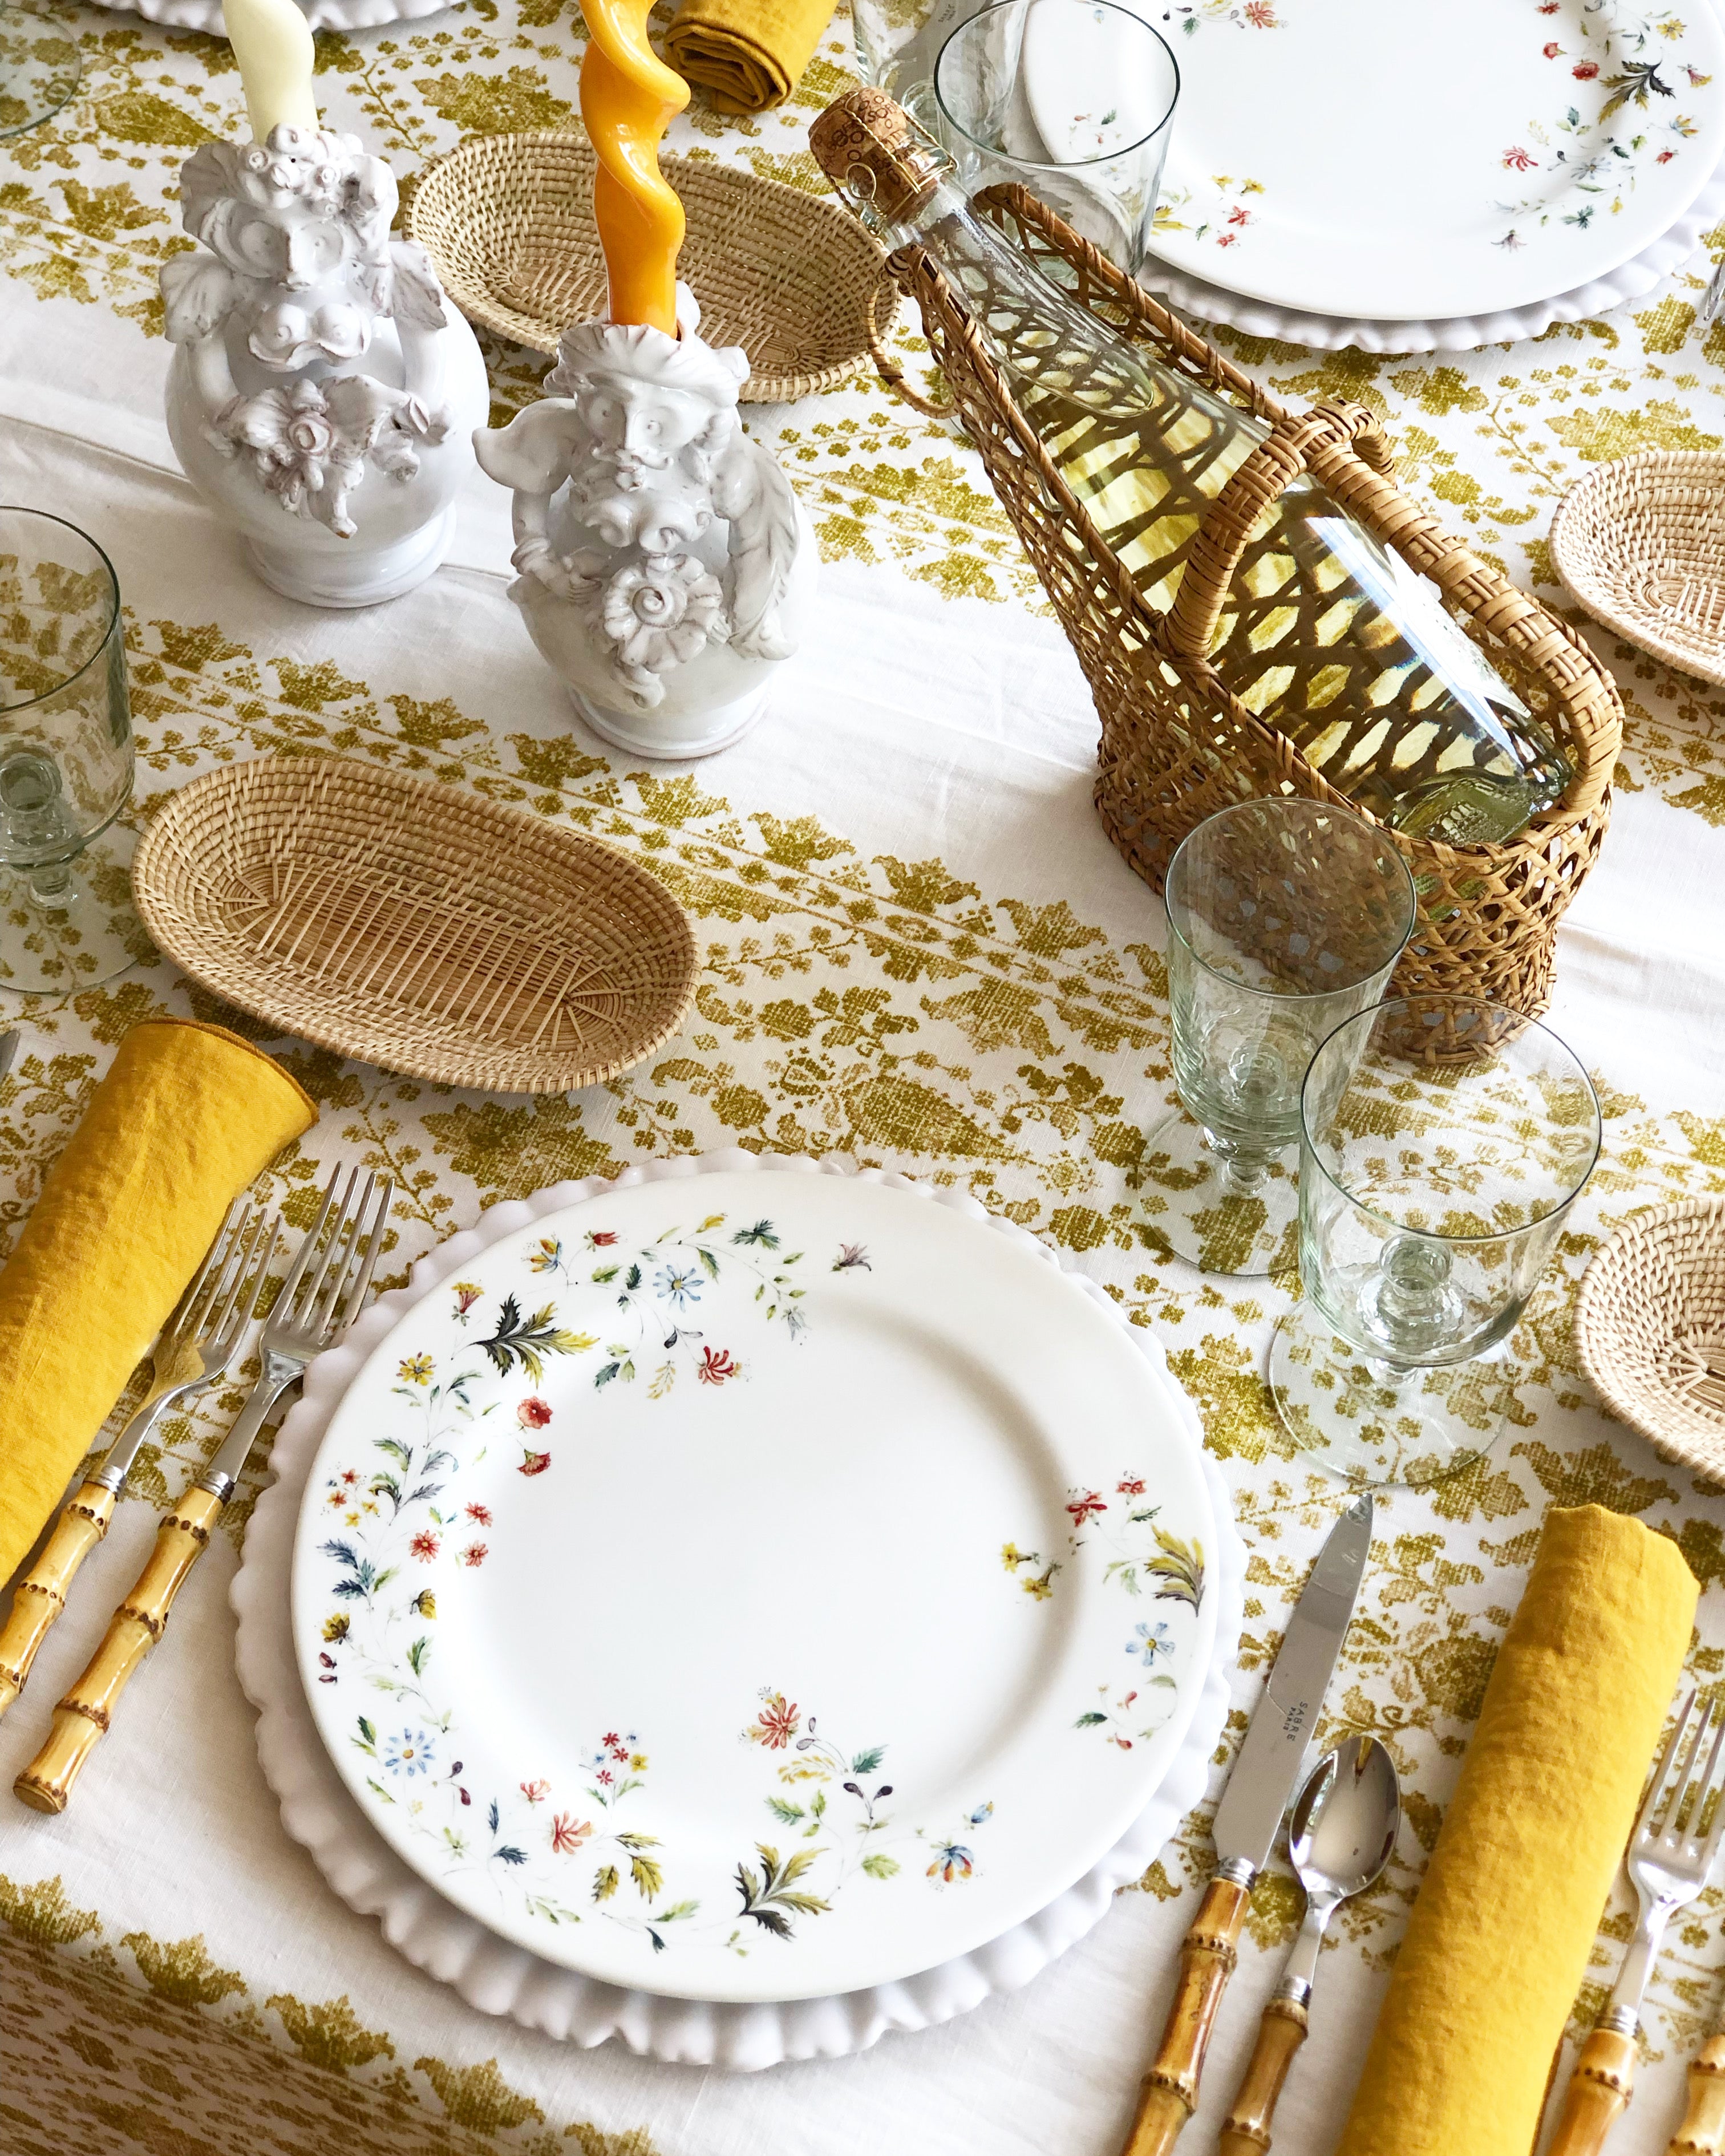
[405,131,896,403]
[132,757,697,1095]
[1550,449,1725,687]
[1576,1197,1725,1483]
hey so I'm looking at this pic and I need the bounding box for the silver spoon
[1217,1734,1401,2156]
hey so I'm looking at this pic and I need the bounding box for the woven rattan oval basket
[132,758,697,1094]
[406,132,894,403]
[869,181,1625,1023]
[1576,1198,1725,1483]
[1550,450,1725,688]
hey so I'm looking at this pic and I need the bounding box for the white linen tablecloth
[5,7,1725,2153]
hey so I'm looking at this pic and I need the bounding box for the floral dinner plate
[1126,0,1725,321]
[290,1168,1220,2003]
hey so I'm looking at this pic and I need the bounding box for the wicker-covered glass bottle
[811,90,1572,848]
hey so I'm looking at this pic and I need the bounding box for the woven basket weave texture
[1576,1197,1725,1485]
[407,131,896,403]
[885,185,1626,1023]
[132,757,697,1095]
[1550,448,1725,688]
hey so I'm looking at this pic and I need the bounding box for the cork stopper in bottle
[809,88,952,227]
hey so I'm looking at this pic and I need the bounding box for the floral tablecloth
[5,4,1725,2151]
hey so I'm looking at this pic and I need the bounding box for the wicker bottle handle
[14,1487,225,1814]
[0,1480,116,1717]
[1670,2032,1725,2156]
[1163,398,1394,667]
[1545,2027,1638,2156]
[1216,1995,1310,2156]
[866,274,958,423]
[1118,1874,1253,2156]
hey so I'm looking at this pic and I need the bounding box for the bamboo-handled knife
[1117,1492,1374,2156]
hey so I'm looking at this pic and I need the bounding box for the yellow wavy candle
[580,0,689,335]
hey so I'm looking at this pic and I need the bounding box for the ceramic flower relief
[1494,0,1714,245]
[207,372,448,540]
[600,551,730,704]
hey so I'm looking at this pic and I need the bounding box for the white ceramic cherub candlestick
[472,286,816,759]
[160,125,488,607]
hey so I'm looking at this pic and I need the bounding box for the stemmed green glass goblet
[1142,799,1417,1276]
[0,507,148,994]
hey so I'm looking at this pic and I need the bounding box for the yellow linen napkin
[1335,1503,1697,2156]
[0,1018,314,1586]
[664,0,834,112]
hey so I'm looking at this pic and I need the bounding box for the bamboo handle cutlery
[1117,1495,1375,2156]
[1,1165,392,1813]
[1546,1691,1725,2156]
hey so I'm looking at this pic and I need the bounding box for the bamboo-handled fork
[1547,1690,1725,2156]
[0,1199,277,1719]
[15,1166,391,1813]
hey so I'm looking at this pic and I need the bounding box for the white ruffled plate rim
[87,0,446,31]
[232,1149,1245,2072]
[1135,151,1725,353]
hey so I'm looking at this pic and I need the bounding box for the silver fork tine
[170,1198,245,1342]
[196,1206,261,1336]
[312,1173,376,1333]
[329,1178,392,1339]
[214,1219,280,1352]
[1697,1708,1725,1863]
[1647,1691,1699,1837]
[298,1167,361,1320]
[278,1167,343,1310]
[1671,1700,1714,1838]
[203,1209,270,1338]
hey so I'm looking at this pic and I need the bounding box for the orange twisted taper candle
[580,0,690,335]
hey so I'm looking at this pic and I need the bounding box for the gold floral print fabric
[3,2,1725,2151]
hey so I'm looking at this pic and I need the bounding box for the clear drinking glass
[1270,994,1601,1490]
[0,5,79,138]
[933,0,1179,281]
[0,508,147,992]
[852,0,979,123]
[1143,799,1416,1277]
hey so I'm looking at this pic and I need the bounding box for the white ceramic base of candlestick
[572,680,767,760]
[475,286,817,764]
[243,502,459,609]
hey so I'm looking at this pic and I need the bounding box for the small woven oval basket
[133,757,697,1095]
[1576,1197,1725,1482]
[1550,449,1725,688]
[407,131,896,403]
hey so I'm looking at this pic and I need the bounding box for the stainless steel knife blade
[1210,1492,1374,1877]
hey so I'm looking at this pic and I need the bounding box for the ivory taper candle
[224,0,319,144]
[580,0,689,335]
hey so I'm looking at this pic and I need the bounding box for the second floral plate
[290,1167,1220,2003]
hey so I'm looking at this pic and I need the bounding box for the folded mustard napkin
[1335,1503,1697,2156]
[664,0,833,112]
[0,1018,314,1586]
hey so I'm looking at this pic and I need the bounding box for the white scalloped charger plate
[1128,0,1725,323]
[1133,149,1725,351]
[234,1153,1245,2067]
[91,0,445,33]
